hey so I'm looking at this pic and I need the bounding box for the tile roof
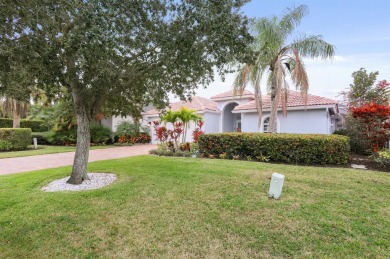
[143,96,218,115]
[210,89,254,99]
[234,90,338,111]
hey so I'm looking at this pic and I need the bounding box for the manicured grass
[0,156,389,257]
[0,145,117,159]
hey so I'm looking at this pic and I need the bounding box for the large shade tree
[1,0,253,184]
[234,5,335,132]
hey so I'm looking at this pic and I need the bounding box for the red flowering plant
[169,122,184,150]
[153,121,184,151]
[155,126,169,143]
[351,102,390,152]
[192,120,205,142]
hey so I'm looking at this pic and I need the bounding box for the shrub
[333,129,348,136]
[20,120,46,132]
[199,133,350,165]
[90,123,112,144]
[344,116,371,155]
[149,148,192,157]
[118,133,151,144]
[46,126,77,145]
[351,102,390,152]
[115,121,141,138]
[0,118,12,128]
[0,118,46,131]
[373,150,390,167]
[0,128,32,151]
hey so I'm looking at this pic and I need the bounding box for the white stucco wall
[203,112,221,134]
[241,108,333,134]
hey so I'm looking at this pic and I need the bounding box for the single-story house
[141,90,340,144]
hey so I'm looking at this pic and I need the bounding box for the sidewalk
[0,145,156,175]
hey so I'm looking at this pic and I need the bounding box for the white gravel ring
[41,173,117,192]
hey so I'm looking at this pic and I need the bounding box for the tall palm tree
[233,5,335,132]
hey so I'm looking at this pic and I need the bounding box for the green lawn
[0,156,389,258]
[0,145,117,159]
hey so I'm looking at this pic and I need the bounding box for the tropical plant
[233,5,335,132]
[161,107,202,143]
[161,110,179,126]
[115,121,141,138]
[176,107,202,143]
[192,120,205,142]
[90,123,112,144]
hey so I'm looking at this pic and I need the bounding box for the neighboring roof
[143,96,218,116]
[210,89,254,99]
[234,90,338,111]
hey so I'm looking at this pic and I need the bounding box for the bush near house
[0,118,46,132]
[0,128,32,151]
[47,124,112,145]
[199,133,350,164]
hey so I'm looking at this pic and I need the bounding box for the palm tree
[233,5,335,132]
[176,107,202,143]
[161,107,202,143]
[0,96,29,128]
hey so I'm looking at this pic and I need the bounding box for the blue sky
[189,0,390,100]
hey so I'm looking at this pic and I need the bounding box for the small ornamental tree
[351,102,390,152]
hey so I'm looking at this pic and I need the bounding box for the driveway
[0,145,156,175]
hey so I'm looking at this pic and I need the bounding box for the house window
[235,113,242,132]
[263,117,277,133]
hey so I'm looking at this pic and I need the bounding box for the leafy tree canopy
[1,0,253,118]
[341,68,389,107]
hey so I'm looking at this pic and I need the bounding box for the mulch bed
[348,153,390,173]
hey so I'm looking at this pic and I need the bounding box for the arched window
[263,117,278,133]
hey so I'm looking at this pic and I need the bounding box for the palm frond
[279,5,309,37]
[291,34,335,59]
[290,48,309,106]
[233,64,252,96]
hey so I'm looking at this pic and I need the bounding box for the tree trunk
[67,91,91,185]
[253,82,262,131]
[12,101,21,128]
[269,75,278,133]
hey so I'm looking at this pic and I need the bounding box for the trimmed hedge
[0,118,46,132]
[198,133,350,165]
[21,120,46,132]
[0,118,12,128]
[0,128,32,151]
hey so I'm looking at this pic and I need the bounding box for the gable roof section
[210,89,254,100]
[143,96,218,116]
[234,90,338,111]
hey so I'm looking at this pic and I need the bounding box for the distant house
[142,90,340,144]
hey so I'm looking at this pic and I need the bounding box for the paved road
[0,145,156,175]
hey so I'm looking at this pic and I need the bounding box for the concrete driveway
[0,145,156,175]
